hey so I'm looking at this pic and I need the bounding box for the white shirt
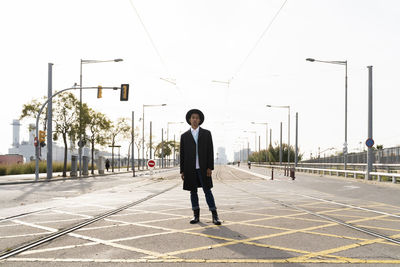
[191,127,200,169]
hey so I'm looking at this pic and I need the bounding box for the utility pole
[366,66,373,180]
[161,128,164,168]
[132,111,135,177]
[173,134,176,167]
[280,122,283,165]
[150,121,152,159]
[295,112,298,167]
[270,128,272,147]
[46,63,53,180]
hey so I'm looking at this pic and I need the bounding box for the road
[0,165,399,266]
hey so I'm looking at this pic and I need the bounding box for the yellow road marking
[5,257,400,263]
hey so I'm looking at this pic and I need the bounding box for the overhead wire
[127,0,183,95]
[230,0,289,83]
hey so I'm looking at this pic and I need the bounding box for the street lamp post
[142,104,167,170]
[252,122,268,162]
[167,122,184,167]
[79,58,123,176]
[244,131,257,160]
[267,105,290,164]
[306,57,348,170]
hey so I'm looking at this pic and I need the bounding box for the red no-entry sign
[147,160,155,168]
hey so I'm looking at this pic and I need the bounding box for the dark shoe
[190,209,200,224]
[211,210,222,225]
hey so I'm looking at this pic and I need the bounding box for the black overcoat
[180,127,214,191]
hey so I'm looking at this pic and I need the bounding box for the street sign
[366,138,374,148]
[78,140,86,148]
[147,159,155,168]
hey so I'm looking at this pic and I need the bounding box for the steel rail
[217,167,400,246]
[0,182,180,260]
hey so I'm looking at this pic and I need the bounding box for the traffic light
[120,84,129,101]
[39,130,46,143]
[97,85,102,98]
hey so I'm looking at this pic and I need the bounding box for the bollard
[82,156,89,176]
[290,168,295,180]
[98,156,105,175]
[271,167,274,180]
[70,155,77,177]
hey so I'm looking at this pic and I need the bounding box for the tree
[20,97,48,130]
[20,93,80,177]
[154,140,174,158]
[248,143,302,163]
[52,93,80,177]
[86,108,111,174]
[108,118,130,172]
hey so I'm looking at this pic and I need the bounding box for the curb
[0,167,178,186]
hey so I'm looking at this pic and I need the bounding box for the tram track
[0,176,180,260]
[215,166,400,246]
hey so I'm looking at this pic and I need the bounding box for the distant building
[234,148,252,162]
[216,147,227,165]
[8,120,91,163]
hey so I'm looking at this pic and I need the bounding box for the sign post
[147,159,155,176]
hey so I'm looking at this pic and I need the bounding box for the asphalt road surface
[0,165,399,266]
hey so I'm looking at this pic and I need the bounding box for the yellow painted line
[236,220,369,242]
[5,257,400,263]
[292,233,400,261]
[161,222,338,257]
[12,218,167,259]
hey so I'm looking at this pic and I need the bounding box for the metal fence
[303,146,400,165]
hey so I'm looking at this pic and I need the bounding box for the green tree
[20,93,80,177]
[52,93,80,177]
[249,143,302,163]
[86,108,112,174]
[20,97,48,130]
[108,118,130,172]
[154,140,174,159]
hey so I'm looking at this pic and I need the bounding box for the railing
[249,163,399,184]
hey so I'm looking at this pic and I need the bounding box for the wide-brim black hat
[186,109,204,125]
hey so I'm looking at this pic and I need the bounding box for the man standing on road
[180,109,222,225]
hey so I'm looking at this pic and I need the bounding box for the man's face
[190,113,200,128]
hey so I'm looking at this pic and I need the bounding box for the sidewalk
[0,167,178,185]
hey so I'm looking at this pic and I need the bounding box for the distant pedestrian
[238,161,240,167]
[105,159,110,172]
[180,109,221,225]
[248,160,251,169]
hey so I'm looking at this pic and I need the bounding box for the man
[180,109,222,225]
[105,159,110,172]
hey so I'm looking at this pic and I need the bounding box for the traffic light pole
[47,63,53,180]
[34,86,122,181]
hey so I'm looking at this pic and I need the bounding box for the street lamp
[167,121,184,167]
[251,122,268,162]
[142,104,167,170]
[79,58,123,176]
[306,57,348,169]
[266,105,290,164]
[244,130,257,154]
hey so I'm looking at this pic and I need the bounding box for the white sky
[1,0,399,160]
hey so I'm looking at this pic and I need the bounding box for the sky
[1,0,400,161]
